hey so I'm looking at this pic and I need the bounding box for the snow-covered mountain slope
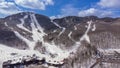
[0,12,120,68]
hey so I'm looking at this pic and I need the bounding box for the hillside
[0,12,120,68]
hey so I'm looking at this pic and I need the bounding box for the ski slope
[0,13,96,68]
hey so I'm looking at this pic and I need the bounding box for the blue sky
[0,0,120,18]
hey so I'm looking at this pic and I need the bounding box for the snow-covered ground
[0,44,43,68]
[51,19,66,37]
[0,14,96,68]
[17,15,31,33]
[69,21,93,53]
[74,25,77,30]
[98,48,120,55]
[68,31,75,42]
[92,24,96,31]
[80,21,92,44]
[0,14,70,68]
[4,22,8,27]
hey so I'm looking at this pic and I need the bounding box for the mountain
[0,12,120,68]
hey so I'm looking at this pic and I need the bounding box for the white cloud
[98,0,120,8]
[0,0,54,17]
[14,0,54,10]
[57,4,115,18]
[50,4,80,19]
[60,4,79,16]
[54,5,114,18]
[78,8,113,17]
[54,0,120,18]
[50,16,56,19]
[50,15,63,19]
[0,1,22,17]
[0,0,4,2]
[77,0,120,17]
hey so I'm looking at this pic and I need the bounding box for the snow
[74,25,77,30]
[30,14,70,62]
[80,34,90,43]
[68,31,72,39]
[92,24,96,31]
[16,15,31,33]
[0,62,2,68]
[14,31,35,50]
[0,44,46,67]
[30,14,46,42]
[42,42,70,64]
[58,27,66,37]
[98,48,120,55]
[70,41,81,53]
[1,13,94,68]
[51,19,66,37]
[49,66,56,68]
[80,21,92,43]
[53,30,57,33]
[69,21,93,53]
[4,22,8,26]
[51,20,62,28]
[68,31,75,42]
[15,14,46,50]
[31,14,45,35]
[10,14,70,67]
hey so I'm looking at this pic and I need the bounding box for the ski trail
[52,22,62,28]
[50,20,93,57]
[51,19,66,37]
[92,24,96,31]
[80,21,92,43]
[30,14,46,43]
[13,14,46,50]
[30,14,69,63]
[98,48,120,55]
[58,27,66,37]
[51,20,62,28]
[68,31,72,40]
[14,31,35,50]
[1,13,94,68]
[74,25,77,30]
[68,31,75,42]
[0,14,70,68]
[17,15,31,33]
[4,22,8,27]
[31,14,45,35]
[70,21,93,53]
